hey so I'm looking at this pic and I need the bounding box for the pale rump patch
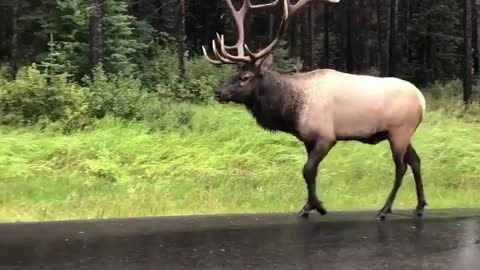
[416,88,427,118]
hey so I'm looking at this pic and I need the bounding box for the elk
[202,0,427,220]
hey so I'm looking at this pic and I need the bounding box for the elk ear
[257,54,274,71]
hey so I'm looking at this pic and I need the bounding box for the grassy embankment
[1,100,480,222]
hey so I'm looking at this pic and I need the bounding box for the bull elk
[202,0,427,220]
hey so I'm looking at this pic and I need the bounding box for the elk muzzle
[214,89,230,104]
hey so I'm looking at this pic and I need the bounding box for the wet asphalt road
[0,209,479,270]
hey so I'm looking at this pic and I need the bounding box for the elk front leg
[298,140,334,218]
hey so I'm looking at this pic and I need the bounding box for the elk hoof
[298,200,327,218]
[310,199,327,215]
[414,209,425,217]
[376,211,388,221]
[298,209,311,218]
[317,207,328,216]
[415,201,427,217]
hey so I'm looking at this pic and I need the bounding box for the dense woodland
[0,0,479,130]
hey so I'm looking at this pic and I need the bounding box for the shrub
[185,56,235,86]
[0,64,91,132]
[423,78,480,123]
[155,55,235,104]
[141,99,195,133]
[135,38,177,89]
[0,65,11,82]
[83,66,149,120]
[156,74,223,104]
[424,79,463,99]
[273,47,302,73]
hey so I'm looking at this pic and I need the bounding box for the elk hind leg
[377,132,410,220]
[405,144,428,217]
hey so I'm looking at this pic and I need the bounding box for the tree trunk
[323,5,329,68]
[345,0,353,72]
[288,16,298,57]
[388,0,398,77]
[10,1,19,77]
[176,0,186,78]
[89,0,104,70]
[359,0,369,72]
[472,0,479,76]
[385,0,390,76]
[398,0,408,69]
[135,0,152,20]
[300,10,307,69]
[304,4,314,70]
[465,0,473,104]
[160,0,177,39]
[376,0,384,76]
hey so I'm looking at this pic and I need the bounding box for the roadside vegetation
[1,65,480,221]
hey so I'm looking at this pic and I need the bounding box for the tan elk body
[291,69,425,143]
[203,0,427,219]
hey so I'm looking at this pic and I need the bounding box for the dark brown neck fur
[244,71,304,136]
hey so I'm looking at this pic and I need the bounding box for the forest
[1,0,480,222]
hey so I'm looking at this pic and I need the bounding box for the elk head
[203,0,340,104]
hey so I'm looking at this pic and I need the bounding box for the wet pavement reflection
[0,209,479,270]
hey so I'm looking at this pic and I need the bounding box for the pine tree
[465,0,473,103]
[388,0,398,77]
[89,0,104,70]
[176,0,186,78]
[40,0,90,79]
[471,0,479,76]
[103,0,139,74]
[408,0,463,85]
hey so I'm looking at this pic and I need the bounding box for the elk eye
[241,75,250,82]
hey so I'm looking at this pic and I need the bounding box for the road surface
[1,209,479,270]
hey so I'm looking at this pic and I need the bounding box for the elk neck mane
[244,70,305,136]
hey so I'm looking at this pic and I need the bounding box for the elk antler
[289,0,340,16]
[203,0,341,66]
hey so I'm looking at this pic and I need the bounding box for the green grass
[1,102,480,222]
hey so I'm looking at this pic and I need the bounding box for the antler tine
[212,40,238,64]
[203,0,251,65]
[219,34,252,63]
[202,45,224,65]
[246,0,340,62]
[288,0,340,17]
[247,0,289,61]
[223,0,247,57]
[202,39,239,65]
[203,0,340,66]
[216,33,236,50]
[218,0,284,63]
[247,0,280,9]
[288,0,310,16]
